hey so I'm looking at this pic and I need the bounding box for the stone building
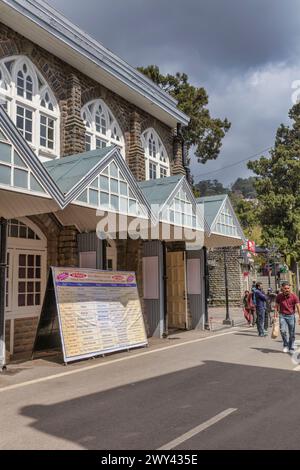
[0,0,244,363]
[198,195,246,308]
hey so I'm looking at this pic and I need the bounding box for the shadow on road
[19,359,300,450]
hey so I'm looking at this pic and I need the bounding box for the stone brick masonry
[0,21,187,356]
[208,247,244,307]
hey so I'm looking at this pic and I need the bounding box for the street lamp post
[223,248,234,326]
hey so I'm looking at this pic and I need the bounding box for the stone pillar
[58,226,79,267]
[172,124,186,176]
[128,111,146,181]
[62,73,86,156]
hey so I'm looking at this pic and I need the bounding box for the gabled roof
[44,147,115,195]
[139,175,183,208]
[0,108,154,220]
[197,193,245,240]
[139,175,205,231]
[0,0,189,127]
[198,194,228,228]
[45,145,155,222]
[0,105,65,207]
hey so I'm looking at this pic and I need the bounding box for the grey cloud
[47,0,300,185]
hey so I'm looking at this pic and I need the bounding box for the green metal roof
[197,194,227,228]
[138,175,182,207]
[43,147,114,194]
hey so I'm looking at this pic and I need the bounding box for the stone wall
[0,22,181,175]
[208,247,243,307]
[13,317,39,358]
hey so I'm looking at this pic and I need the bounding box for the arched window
[141,128,170,180]
[81,99,125,157]
[0,56,60,161]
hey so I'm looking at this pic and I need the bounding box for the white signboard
[187,259,201,295]
[34,267,148,363]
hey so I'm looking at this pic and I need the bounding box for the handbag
[271,316,280,339]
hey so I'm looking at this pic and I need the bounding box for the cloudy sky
[48,0,300,186]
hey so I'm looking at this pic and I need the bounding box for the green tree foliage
[194,179,228,197]
[231,177,257,199]
[248,103,300,260]
[137,65,231,164]
[230,195,262,243]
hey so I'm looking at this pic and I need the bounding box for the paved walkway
[208,306,245,331]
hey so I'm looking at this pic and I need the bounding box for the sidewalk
[0,326,240,390]
[208,306,246,331]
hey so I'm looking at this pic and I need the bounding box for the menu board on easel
[33,267,147,363]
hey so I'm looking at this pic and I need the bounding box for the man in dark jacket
[255,282,267,337]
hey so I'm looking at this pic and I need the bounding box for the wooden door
[166,251,187,329]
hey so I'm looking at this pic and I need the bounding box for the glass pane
[0,142,11,163]
[19,225,27,238]
[100,192,109,207]
[10,224,18,237]
[120,197,128,213]
[27,268,34,278]
[129,199,137,214]
[110,178,118,194]
[18,294,26,307]
[77,189,88,203]
[27,281,34,292]
[27,294,34,306]
[109,161,118,178]
[100,175,109,191]
[27,228,35,239]
[35,294,41,305]
[13,151,26,168]
[90,178,98,189]
[35,268,41,279]
[0,164,11,185]
[30,175,44,193]
[18,282,26,293]
[111,195,119,210]
[35,282,41,293]
[19,254,26,266]
[120,181,128,196]
[36,256,41,267]
[14,168,28,188]
[28,255,34,266]
[89,189,98,206]
[19,268,26,279]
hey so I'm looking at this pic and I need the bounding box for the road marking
[158,408,238,450]
[0,328,243,394]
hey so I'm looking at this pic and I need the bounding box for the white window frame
[141,128,170,180]
[0,56,60,161]
[81,99,125,158]
[5,217,47,320]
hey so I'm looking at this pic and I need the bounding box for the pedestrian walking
[251,280,257,327]
[265,288,276,335]
[275,282,300,353]
[243,290,252,326]
[255,282,267,337]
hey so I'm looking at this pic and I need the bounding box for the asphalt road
[1,326,300,450]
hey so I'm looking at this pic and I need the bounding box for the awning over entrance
[198,194,246,248]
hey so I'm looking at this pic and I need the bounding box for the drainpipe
[162,241,168,338]
[0,218,7,370]
[203,246,210,330]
